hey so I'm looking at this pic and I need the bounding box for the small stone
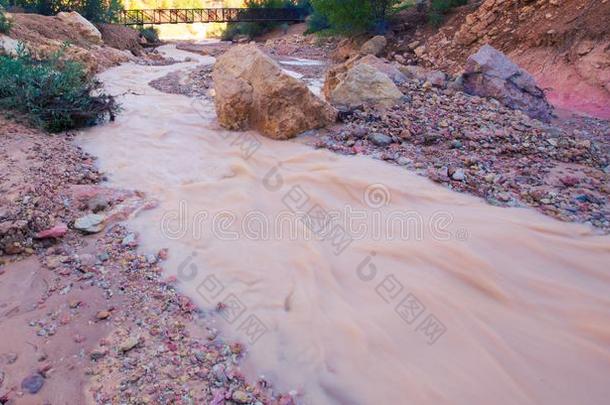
[232,390,250,403]
[451,140,462,149]
[396,156,411,166]
[96,310,110,320]
[90,348,108,360]
[21,373,44,394]
[74,214,106,234]
[121,233,137,246]
[119,336,140,353]
[45,255,69,269]
[450,168,466,181]
[35,223,68,239]
[369,133,393,147]
[37,363,52,377]
[399,129,411,139]
[350,126,368,139]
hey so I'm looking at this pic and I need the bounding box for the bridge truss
[119,8,306,26]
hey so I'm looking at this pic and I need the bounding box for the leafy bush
[0,46,119,132]
[428,0,467,26]
[310,0,399,35]
[138,26,159,43]
[0,5,11,34]
[305,9,330,34]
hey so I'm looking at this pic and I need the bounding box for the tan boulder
[56,11,102,45]
[0,34,21,56]
[358,55,407,84]
[212,44,336,140]
[360,35,387,56]
[324,62,403,108]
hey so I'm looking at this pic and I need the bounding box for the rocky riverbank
[315,80,610,231]
[156,39,609,233]
[0,116,292,404]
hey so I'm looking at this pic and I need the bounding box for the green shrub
[0,5,11,34]
[138,26,159,43]
[310,0,399,35]
[428,0,467,26]
[305,9,330,34]
[0,46,119,132]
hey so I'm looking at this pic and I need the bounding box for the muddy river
[78,45,610,405]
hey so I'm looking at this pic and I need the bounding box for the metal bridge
[118,8,306,25]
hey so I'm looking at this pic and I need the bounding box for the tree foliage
[0,4,11,33]
[310,0,399,34]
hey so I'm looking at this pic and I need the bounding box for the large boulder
[212,44,336,140]
[324,62,403,108]
[463,45,553,121]
[357,55,407,85]
[56,11,102,45]
[0,34,20,57]
[360,35,387,56]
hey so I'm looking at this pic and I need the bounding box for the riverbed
[77,45,610,405]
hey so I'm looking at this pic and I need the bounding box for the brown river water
[78,45,610,405]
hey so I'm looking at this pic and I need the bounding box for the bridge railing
[119,8,305,26]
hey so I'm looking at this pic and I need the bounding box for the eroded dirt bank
[73,44,610,405]
[395,0,610,119]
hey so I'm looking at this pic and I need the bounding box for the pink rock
[35,223,68,239]
[560,176,580,187]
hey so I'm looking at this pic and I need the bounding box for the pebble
[74,214,106,234]
[451,139,463,149]
[21,373,44,394]
[96,310,111,320]
[232,390,250,403]
[35,223,68,239]
[119,336,140,353]
[369,133,393,147]
[121,233,137,246]
[90,348,108,360]
[396,156,411,166]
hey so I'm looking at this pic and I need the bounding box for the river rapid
[77,45,610,405]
